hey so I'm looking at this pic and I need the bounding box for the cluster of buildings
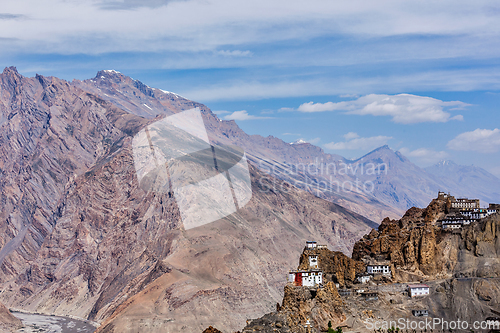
[288,192,499,324]
[287,242,430,300]
[289,241,434,322]
[288,242,392,288]
[437,192,498,230]
[288,241,325,287]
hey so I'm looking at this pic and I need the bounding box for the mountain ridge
[78,69,499,219]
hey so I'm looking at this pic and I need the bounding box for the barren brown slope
[2,143,375,332]
[0,302,22,332]
[93,166,373,333]
[0,67,150,285]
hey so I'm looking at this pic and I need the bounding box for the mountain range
[0,66,499,332]
[75,69,500,220]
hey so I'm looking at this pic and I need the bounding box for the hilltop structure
[288,269,323,287]
[437,192,498,230]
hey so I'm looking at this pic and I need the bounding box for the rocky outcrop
[352,195,500,280]
[281,282,345,332]
[239,196,500,333]
[202,326,223,333]
[298,248,365,287]
[241,282,345,333]
[240,312,291,333]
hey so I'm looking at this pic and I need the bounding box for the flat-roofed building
[288,269,323,287]
[408,284,430,297]
[451,198,480,210]
[367,264,391,275]
[309,255,318,268]
[305,241,317,249]
[412,309,429,317]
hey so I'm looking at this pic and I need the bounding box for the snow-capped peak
[155,88,185,99]
[291,139,307,145]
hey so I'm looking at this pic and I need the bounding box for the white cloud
[278,107,295,112]
[1,0,500,58]
[297,94,468,124]
[447,128,500,153]
[216,50,252,57]
[213,110,230,115]
[324,133,392,150]
[398,147,449,165]
[343,132,360,140]
[298,101,339,112]
[450,115,464,121]
[223,110,272,121]
[282,132,301,136]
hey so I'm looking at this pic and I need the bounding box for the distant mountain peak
[357,144,396,159]
[435,160,457,167]
[103,69,121,74]
[2,66,18,75]
[94,69,126,81]
[291,139,308,145]
[368,145,394,155]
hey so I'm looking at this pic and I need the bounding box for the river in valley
[12,311,97,333]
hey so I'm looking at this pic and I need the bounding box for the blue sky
[1,0,500,175]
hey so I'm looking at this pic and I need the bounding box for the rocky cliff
[298,248,365,287]
[352,195,500,280]
[241,282,344,333]
[280,282,345,332]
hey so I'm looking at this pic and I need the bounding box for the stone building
[306,241,317,249]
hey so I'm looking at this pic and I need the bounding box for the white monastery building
[306,241,317,249]
[309,255,318,268]
[408,284,430,297]
[288,270,323,287]
[367,264,391,275]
